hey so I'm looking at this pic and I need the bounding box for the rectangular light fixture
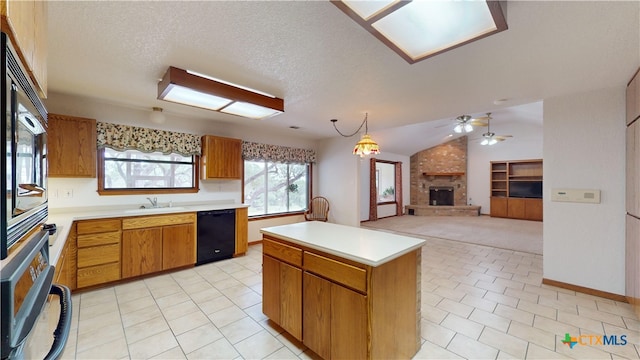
[331,0,507,64]
[157,66,284,120]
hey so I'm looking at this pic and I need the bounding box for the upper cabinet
[1,0,48,98]
[201,135,242,179]
[628,68,640,125]
[48,113,97,178]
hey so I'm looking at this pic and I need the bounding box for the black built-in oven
[2,31,48,260]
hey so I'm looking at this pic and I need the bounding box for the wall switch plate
[62,189,73,198]
[551,188,600,203]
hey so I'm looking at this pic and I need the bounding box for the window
[376,161,396,204]
[98,148,198,194]
[244,160,310,217]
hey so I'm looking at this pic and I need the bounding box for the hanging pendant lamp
[331,113,380,157]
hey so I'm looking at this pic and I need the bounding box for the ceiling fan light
[353,134,380,157]
[489,138,498,145]
[464,123,473,132]
[453,124,463,133]
[480,138,489,146]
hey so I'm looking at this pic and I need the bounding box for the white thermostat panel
[551,188,601,203]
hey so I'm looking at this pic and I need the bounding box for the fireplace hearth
[429,186,454,206]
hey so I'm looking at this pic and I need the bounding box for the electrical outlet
[63,189,73,198]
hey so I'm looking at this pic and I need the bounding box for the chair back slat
[305,196,329,222]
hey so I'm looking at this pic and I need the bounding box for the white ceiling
[46,1,639,155]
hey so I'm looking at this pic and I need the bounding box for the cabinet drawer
[304,252,367,293]
[263,238,302,267]
[77,231,121,248]
[77,244,120,268]
[77,262,120,288]
[77,219,121,234]
[122,213,195,230]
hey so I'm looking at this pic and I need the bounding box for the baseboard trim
[542,278,628,303]
[249,240,263,245]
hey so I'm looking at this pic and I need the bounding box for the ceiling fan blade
[468,120,488,126]
[471,115,490,122]
[494,135,513,141]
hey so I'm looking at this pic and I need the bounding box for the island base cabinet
[303,272,367,360]
[262,255,302,340]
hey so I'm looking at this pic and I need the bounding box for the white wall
[358,152,411,221]
[467,120,543,214]
[543,86,626,295]
[316,136,361,226]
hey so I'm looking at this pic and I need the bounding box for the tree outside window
[244,160,309,216]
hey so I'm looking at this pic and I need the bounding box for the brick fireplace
[406,136,480,216]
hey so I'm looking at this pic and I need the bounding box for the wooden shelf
[490,159,543,221]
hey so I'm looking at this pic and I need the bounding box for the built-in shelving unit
[490,159,543,221]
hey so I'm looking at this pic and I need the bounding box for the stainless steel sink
[123,206,186,214]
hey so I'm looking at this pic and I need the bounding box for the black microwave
[1,32,48,259]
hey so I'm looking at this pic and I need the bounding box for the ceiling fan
[452,114,489,133]
[479,113,512,145]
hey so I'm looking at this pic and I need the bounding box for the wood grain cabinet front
[200,135,242,179]
[48,114,97,178]
[75,219,122,288]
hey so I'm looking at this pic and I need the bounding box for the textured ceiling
[46,1,639,154]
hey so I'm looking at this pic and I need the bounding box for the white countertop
[47,202,248,266]
[260,222,425,267]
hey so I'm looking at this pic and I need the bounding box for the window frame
[243,159,312,218]
[97,147,200,195]
[375,160,397,205]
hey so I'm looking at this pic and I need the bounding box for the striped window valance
[96,122,201,156]
[242,141,316,163]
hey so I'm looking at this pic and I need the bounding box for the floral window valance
[242,141,316,163]
[96,122,201,156]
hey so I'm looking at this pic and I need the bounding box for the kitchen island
[260,221,426,360]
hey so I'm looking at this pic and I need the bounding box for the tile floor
[62,237,640,359]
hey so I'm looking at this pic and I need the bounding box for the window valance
[96,122,201,156]
[242,141,316,163]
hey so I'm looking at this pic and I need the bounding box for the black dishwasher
[196,209,236,265]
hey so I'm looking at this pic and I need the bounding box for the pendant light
[331,113,380,157]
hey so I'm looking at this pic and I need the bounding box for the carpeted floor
[361,215,543,255]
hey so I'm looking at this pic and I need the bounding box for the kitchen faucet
[146,197,158,208]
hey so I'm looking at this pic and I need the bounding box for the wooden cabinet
[48,114,97,178]
[490,159,543,221]
[262,239,303,340]
[75,219,121,288]
[235,207,248,255]
[162,223,196,269]
[0,0,47,97]
[200,135,242,179]
[53,231,76,290]
[122,213,196,279]
[262,235,420,359]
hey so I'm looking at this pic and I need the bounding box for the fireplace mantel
[422,172,465,180]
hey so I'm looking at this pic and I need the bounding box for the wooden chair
[304,196,330,222]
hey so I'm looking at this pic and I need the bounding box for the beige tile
[554,335,619,359]
[244,303,269,322]
[80,287,116,308]
[494,304,534,326]
[76,336,129,360]
[228,291,262,309]
[121,304,162,328]
[264,346,301,359]
[493,277,525,291]
[149,283,184,299]
[413,340,464,359]
[461,294,498,313]
[446,333,499,359]
[235,330,284,359]
[208,304,248,328]
[469,308,511,332]
[124,315,169,344]
[483,291,519,308]
[507,320,557,350]
[210,277,242,290]
[180,280,214,295]
[421,319,456,347]
[128,329,179,359]
[533,315,580,337]
[433,286,467,302]
[189,287,223,305]
[219,316,263,344]
[149,346,186,359]
[275,330,307,356]
[176,323,224,354]
[116,286,152,305]
[596,301,639,319]
[577,305,626,327]
[168,310,211,336]
[76,322,126,354]
[557,292,598,310]
[455,283,488,298]
[436,298,474,318]
[79,299,120,321]
[161,300,200,321]
[238,273,262,287]
[538,296,580,315]
[185,338,239,360]
[517,299,557,320]
[478,327,528,359]
[557,310,605,334]
[504,287,540,303]
[624,317,640,332]
[422,292,444,307]
[441,313,484,340]
[77,310,122,336]
[155,291,191,309]
[118,295,157,315]
[525,343,572,359]
[198,295,235,315]
[144,274,178,289]
[602,323,640,346]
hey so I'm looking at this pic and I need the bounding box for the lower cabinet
[163,223,196,269]
[122,227,163,278]
[303,272,367,360]
[75,219,122,288]
[491,197,542,221]
[262,236,420,359]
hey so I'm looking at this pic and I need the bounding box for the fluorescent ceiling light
[158,66,284,120]
[332,0,507,64]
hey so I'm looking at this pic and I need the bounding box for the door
[331,283,367,360]
[303,272,331,360]
[122,228,163,278]
[280,262,302,340]
[162,223,195,269]
[262,255,281,322]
